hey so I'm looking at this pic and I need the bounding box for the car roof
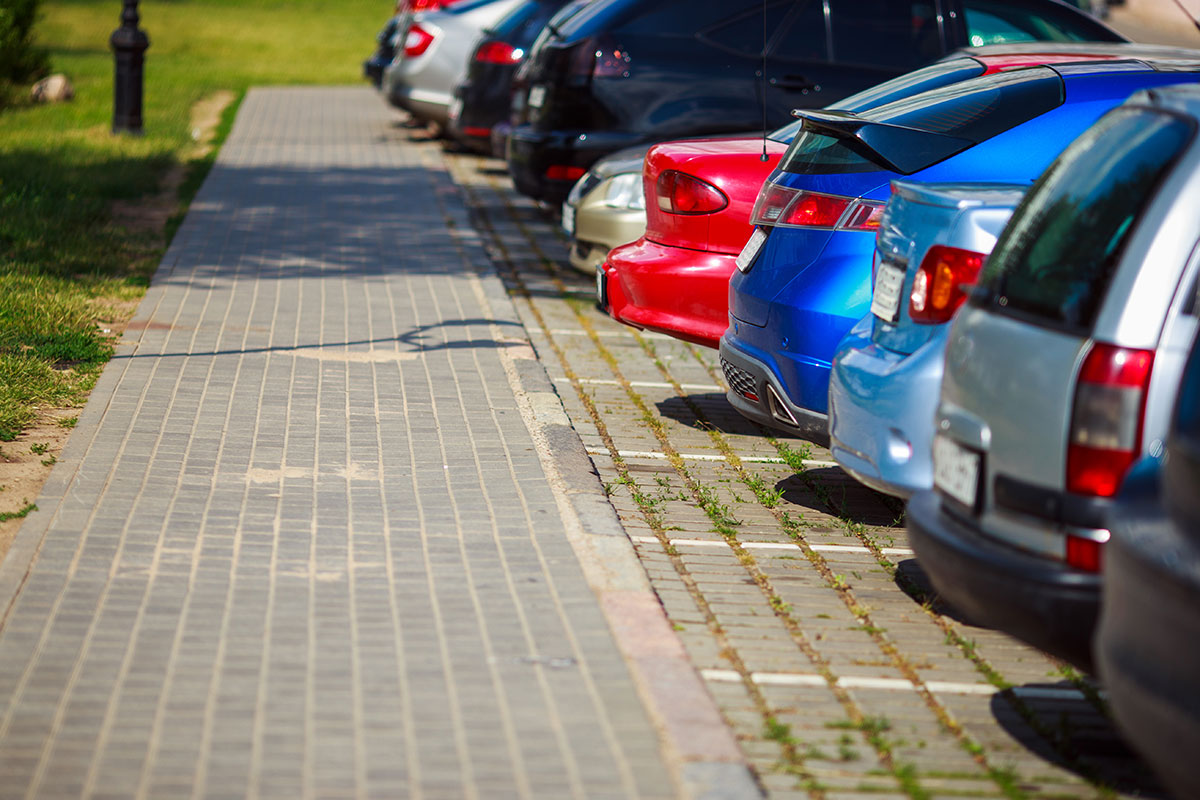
[1131,81,1200,115]
[953,42,1200,64]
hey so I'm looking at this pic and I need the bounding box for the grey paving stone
[0,88,677,799]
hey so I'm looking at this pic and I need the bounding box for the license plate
[447,96,463,122]
[562,202,576,236]
[527,85,546,110]
[735,227,767,273]
[871,262,906,323]
[596,266,608,310]
[933,434,981,510]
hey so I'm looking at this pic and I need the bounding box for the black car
[364,15,401,88]
[448,0,574,153]
[505,0,1124,205]
[1097,322,1200,800]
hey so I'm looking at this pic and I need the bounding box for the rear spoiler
[791,109,975,175]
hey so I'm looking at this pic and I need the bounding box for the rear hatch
[938,104,1195,559]
[870,182,1024,356]
[731,66,1067,328]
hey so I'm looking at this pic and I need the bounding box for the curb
[427,151,763,799]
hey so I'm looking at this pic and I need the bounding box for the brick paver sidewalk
[0,88,694,799]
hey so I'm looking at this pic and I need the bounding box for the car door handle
[769,75,819,92]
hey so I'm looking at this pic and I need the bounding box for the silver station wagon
[906,84,1200,671]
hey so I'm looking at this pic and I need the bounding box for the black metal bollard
[110,0,149,134]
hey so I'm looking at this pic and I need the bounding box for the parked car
[506,0,1123,206]
[1098,300,1200,800]
[828,182,1024,498]
[594,44,1148,350]
[448,0,573,153]
[365,16,402,88]
[907,84,1200,670]
[562,143,651,274]
[382,0,524,128]
[721,54,1200,440]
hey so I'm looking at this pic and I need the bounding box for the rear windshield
[491,0,571,47]
[779,67,1062,175]
[975,107,1194,333]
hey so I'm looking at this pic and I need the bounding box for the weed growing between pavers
[441,139,1150,800]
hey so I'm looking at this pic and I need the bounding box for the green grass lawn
[0,0,388,439]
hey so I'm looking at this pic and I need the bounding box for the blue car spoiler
[792,109,975,175]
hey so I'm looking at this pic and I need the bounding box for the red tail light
[475,41,523,64]
[749,181,883,231]
[546,165,586,181]
[1065,534,1104,572]
[1066,344,1154,498]
[406,0,465,10]
[908,246,985,324]
[404,23,436,58]
[655,171,728,215]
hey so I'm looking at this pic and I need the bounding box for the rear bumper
[607,239,732,349]
[507,126,646,205]
[906,490,1101,670]
[718,332,829,439]
[828,321,947,498]
[1097,505,1200,800]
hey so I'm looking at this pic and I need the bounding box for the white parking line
[699,670,1067,697]
[585,446,840,468]
[629,536,914,557]
[556,376,722,392]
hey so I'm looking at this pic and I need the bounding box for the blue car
[720,57,1200,440]
[827,181,1024,498]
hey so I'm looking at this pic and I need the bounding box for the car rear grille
[721,358,757,401]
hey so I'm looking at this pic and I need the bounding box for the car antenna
[1169,0,1200,33]
[760,0,769,162]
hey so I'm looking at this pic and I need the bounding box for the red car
[599,44,1193,350]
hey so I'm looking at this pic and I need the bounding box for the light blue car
[827,182,1025,498]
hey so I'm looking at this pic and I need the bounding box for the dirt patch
[0,90,235,569]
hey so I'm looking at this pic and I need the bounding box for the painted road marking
[700,670,1093,699]
[558,377,723,392]
[585,446,840,468]
[630,536,913,557]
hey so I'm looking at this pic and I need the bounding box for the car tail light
[475,41,523,64]
[406,0,465,9]
[546,165,586,181]
[749,181,883,231]
[1066,344,1154,498]
[1065,534,1104,572]
[461,126,491,137]
[404,23,436,58]
[569,36,630,80]
[655,170,728,215]
[908,246,986,324]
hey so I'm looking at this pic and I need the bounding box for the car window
[492,0,570,47]
[976,108,1194,333]
[829,0,941,69]
[615,0,750,36]
[961,0,1117,46]
[700,0,825,62]
[779,67,1062,175]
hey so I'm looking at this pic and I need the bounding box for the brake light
[749,181,883,231]
[656,171,728,215]
[546,165,586,181]
[404,24,436,58]
[569,36,630,80]
[1066,344,1154,498]
[475,41,523,64]
[908,246,985,324]
[1065,534,1104,572]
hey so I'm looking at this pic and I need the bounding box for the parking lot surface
[437,129,1166,800]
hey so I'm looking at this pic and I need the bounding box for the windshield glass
[976,107,1194,332]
